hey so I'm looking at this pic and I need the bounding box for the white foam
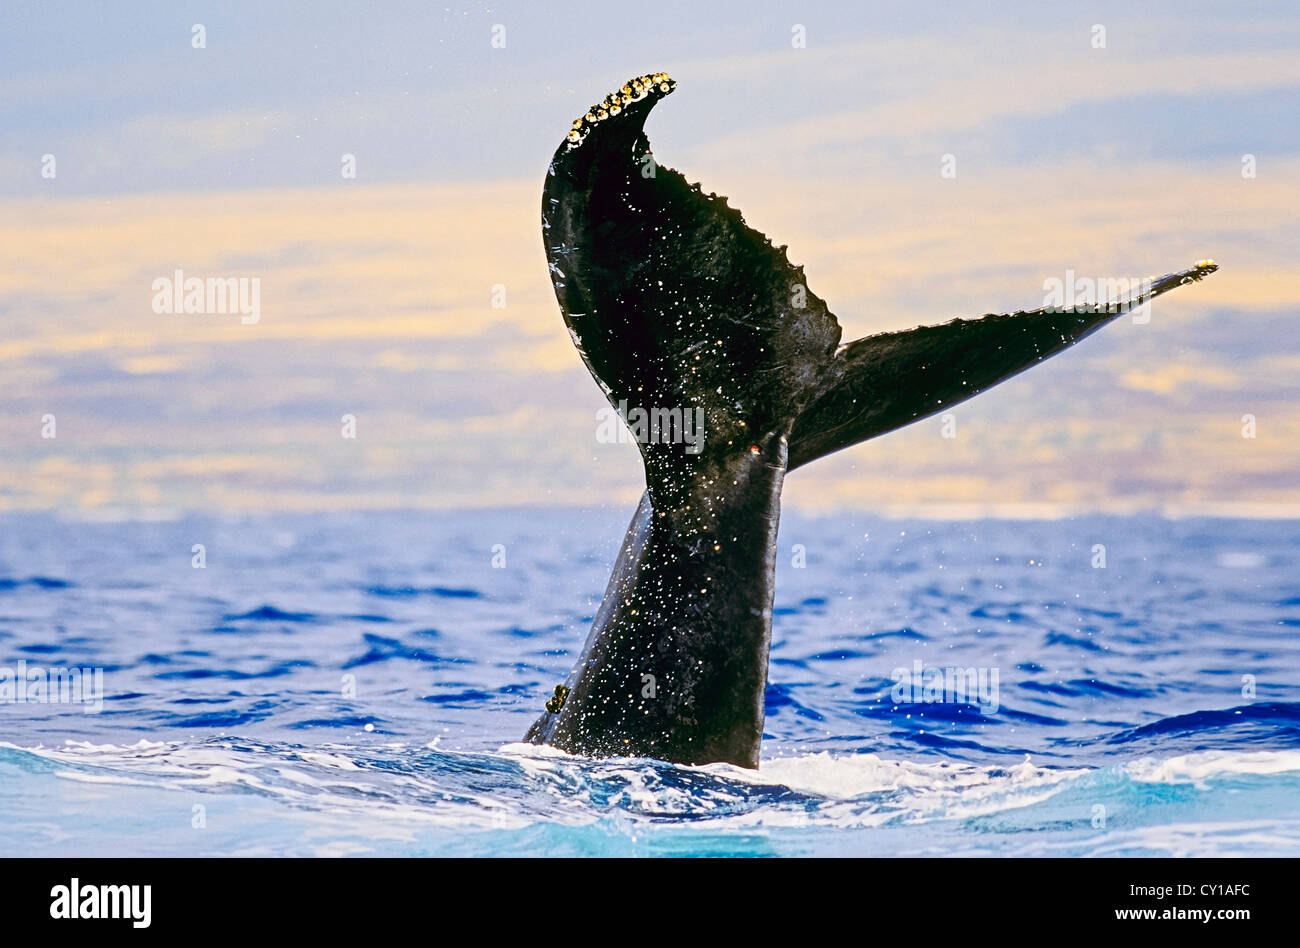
[1125,750,1300,785]
[7,740,1300,842]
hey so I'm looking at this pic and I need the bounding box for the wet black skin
[524,74,1218,767]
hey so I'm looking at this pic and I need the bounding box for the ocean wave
[3,738,1298,855]
[1,510,1296,855]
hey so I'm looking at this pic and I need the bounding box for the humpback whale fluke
[527,73,1218,767]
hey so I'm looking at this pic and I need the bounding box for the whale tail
[545,74,1218,479]
[532,73,1218,766]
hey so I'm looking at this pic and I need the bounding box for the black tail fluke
[788,261,1219,469]
[543,73,842,503]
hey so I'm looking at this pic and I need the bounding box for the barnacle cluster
[565,72,675,149]
[545,684,570,713]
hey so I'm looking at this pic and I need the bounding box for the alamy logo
[1042,270,1153,322]
[50,878,151,928]
[596,400,705,454]
[891,659,1000,714]
[0,660,104,713]
[151,269,261,324]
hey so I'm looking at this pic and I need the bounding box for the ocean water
[1,508,1297,857]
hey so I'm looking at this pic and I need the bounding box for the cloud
[1120,363,1239,395]
[1,6,1297,514]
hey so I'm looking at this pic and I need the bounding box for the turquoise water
[1,510,1297,856]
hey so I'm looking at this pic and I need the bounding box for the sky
[1,1,1297,517]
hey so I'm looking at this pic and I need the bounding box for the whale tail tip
[563,72,676,150]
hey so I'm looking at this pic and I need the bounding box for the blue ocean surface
[1,509,1297,857]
